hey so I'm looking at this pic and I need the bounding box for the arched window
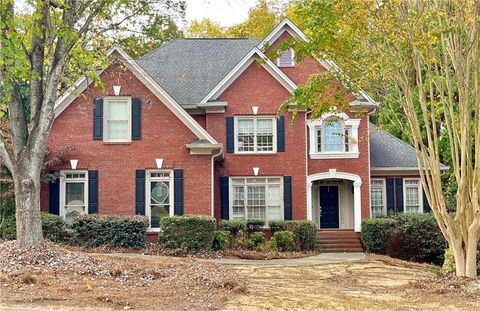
[317,118,349,152]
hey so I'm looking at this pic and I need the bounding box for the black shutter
[284,176,292,220]
[226,117,234,153]
[277,116,285,152]
[132,97,141,140]
[220,176,229,219]
[423,190,431,213]
[48,172,60,215]
[395,178,404,213]
[386,178,394,214]
[174,169,184,216]
[88,170,99,214]
[93,98,103,140]
[135,170,146,215]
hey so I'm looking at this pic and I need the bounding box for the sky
[185,0,261,27]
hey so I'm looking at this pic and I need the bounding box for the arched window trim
[307,112,361,159]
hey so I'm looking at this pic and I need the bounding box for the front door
[320,186,339,228]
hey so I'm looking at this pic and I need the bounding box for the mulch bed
[64,242,319,260]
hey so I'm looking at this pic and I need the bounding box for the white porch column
[306,181,313,220]
[353,181,362,232]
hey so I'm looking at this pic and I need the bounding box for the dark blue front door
[320,186,339,228]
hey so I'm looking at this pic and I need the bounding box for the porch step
[316,230,363,253]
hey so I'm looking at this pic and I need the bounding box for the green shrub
[272,231,296,252]
[361,218,398,254]
[246,219,265,233]
[269,221,290,234]
[158,215,215,252]
[212,230,230,251]
[41,213,68,243]
[442,247,480,275]
[246,232,265,250]
[389,213,446,265]
[219,220,246,236]
[71,215,149,248]
[291,221,317,251]
[1,214,16,240]
[0,198,16,240]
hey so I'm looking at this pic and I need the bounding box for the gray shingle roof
[369,123,420,169]
[136,38,260,105]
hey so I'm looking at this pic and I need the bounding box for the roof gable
[200,47,297,103]
[54,46,219,144]
[136,39,259,105]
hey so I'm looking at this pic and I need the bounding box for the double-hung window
[404,179,422,213]
[235,117,276,153]
[146,170,173,229]
[60,171,88,223]
[104,97,131,142]
[370,179,386,217]
[231,177,283,223]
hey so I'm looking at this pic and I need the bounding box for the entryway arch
[307,169,362,232]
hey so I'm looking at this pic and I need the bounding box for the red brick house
[41,19,443,240]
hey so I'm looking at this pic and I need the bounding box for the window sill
[147,228,161,233]
[102,141,132,145]
[309,152,359,159]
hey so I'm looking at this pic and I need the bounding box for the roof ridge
[182,37,258,40]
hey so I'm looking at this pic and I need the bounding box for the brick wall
[40,64,212,216]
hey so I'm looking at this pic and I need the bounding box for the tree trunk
[14,170,44,248]
[452,241,466,276]
[465,232,479,278]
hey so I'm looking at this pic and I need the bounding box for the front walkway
[107,252,365,266]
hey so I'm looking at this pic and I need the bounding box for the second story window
[235,117,276,153]
[104,97,131,142]
[307,113,360,159]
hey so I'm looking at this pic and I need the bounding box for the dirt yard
[224,255,480,311]
[1,242,479,311]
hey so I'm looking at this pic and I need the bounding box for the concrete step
[318,248,364,253]
[318,243,363,249]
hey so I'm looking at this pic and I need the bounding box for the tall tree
[226,0,280,39]
[282,0,480,277]
[187,18,225,38]
[0,0,183,248]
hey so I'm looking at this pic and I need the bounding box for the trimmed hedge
[272,231,296,252]
[212,230,230,251]
[361,218,398,254]
[269,220,317,251]
[71,215,149,248]
[158,215,215,252]
[362,213,447,265]
[41,213,68,243]
[219,220,246,236]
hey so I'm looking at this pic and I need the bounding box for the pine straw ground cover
[0,241,247,311]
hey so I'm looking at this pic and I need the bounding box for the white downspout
[211,148,223,218]
[305,110,311,220]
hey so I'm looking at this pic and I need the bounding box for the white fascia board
[259,18,309,48]
[53,46,219,145]
[200,47,297,104]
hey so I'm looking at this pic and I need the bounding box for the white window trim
[234,116,277,154]
[229,176,284,224]
[307,112,360,159]
[403,178,423,213]
[277,48,295,68]
[146,169,174,232]
[103,96,132,143]
[370,178,387,217]
[59,170,89,221]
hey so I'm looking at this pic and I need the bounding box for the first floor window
[236,117,276,153]
[104,97,131,142]
[60,171,88,223]
[404,179,422,213]
[370,179,386,217]
[147,170,173,229]
[231,177,283,223]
